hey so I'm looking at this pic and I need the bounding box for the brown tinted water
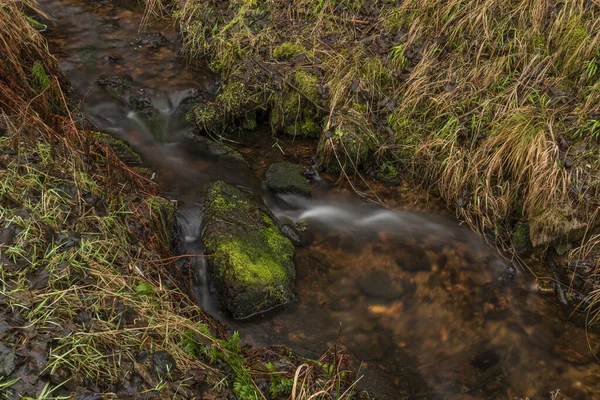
[37,1,600,398]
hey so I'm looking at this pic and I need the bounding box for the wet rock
[528,208,591,255]
[128,90,157,116]
[265,162,311,197]
[202,181,296,319]
[184,134,248,166]
[394,245,431,272]
[152,351,177,379]
[97,75,134,98]
[179,88,208,115]
[358,270,404,300]
[135,32,168,49]
[94,132,142,165]
[128,89,162,139]
[352,332,391,361]
[280,224,302,246]
[553,326,600,365]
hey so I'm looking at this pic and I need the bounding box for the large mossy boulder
[202,181,296,319]
[265,162,311,197]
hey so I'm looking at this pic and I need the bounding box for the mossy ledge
[202,181,296,319]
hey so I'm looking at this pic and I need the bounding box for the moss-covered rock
[93,132,142,165]
[202,181,296,318]
[528,208,589,255]
[265,162,311,197]
[183,134,248,166]
[145,196,178,250]
[98,75,134,98]
[188,82,253,134]
[128,90,163,140]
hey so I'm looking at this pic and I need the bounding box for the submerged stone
[184,134,248,166]
[135,32,168,49]
[202,181,296,319]
[97,75,134,98]
[265,162,311,197]
[358,270,404,300]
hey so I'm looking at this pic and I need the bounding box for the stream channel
[37,0,600,398]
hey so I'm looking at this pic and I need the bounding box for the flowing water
[37,1,600,398]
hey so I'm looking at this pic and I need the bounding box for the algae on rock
[265,162,311,197]
[202,181,296,319]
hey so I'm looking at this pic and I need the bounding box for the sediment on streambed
[0,3,368,399]
[142,0,600,317]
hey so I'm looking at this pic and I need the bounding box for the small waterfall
[177,205,218,314]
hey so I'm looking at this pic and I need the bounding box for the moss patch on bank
[202,181,296,319]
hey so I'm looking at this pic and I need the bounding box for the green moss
[511,222,532,256]
[301,118,320,136]
[93,132,142,165]
[270,70,322,138]
[294,70,319,101]
[32,61,49,89]
[377,163,398,181]
[272,42,306,60]
[189,82,252,133]
[265,162,311,197]
[242,110,257,130]
[202,181,295,318]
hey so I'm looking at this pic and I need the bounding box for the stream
[37,1,600,398]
